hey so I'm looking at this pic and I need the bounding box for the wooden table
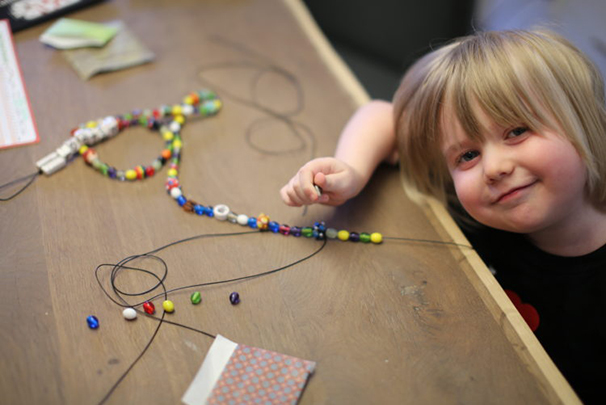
[0,1,581,404]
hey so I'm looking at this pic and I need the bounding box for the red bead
[152,109,161,118]
[143,301,155,315]
[279,225,291,235]
[145,166,155,177]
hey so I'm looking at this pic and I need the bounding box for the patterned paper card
[182,335,316,405]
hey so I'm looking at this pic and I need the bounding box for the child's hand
[280,157,363,206]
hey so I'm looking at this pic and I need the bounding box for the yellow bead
[174,115,185,124]
[172,139,183,149]
[172,105,182,115]
[183,95,194,105]
[125,170,137,180]
[213,100,222,109]
[337,230,350,241]
[370,232,383,244]
[167,168,178,177]
[163,131,174,141]
[162,300,175,313]
[86,121,97,128]
[79,145,89,155]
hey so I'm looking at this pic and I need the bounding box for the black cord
[94,230,327,404]
[0,170,39,201]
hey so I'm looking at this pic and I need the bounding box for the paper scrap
[62,20,154,80]
[0,19,39,149]
[40,18,118,49]
[183,335,316,405]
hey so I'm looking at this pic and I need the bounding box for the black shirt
[464,227,606,404]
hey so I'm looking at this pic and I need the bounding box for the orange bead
[161,149,172,160]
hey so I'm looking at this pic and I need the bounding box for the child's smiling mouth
[492,180,538,204]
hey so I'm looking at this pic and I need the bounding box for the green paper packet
[40,18,118,49]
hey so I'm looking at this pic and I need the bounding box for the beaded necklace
[38,90,383,244]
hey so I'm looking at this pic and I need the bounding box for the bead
[170,187,182,199]
[165,178,180,191]
[194,204,205,215]
[143,301,155,315]
[213,204,230,221]
[227,211,238,223]
[229,292,240,305]
[314,221,326,232]
[169,121,181,133]
[152,159,163,171]
[290,226,302,237]
[360,232,371,243]
[173,139,183,149]
[172,105,182,115]
[125,169,137,181]
[247,217,258,228]
[163,300,175,313]
[302,227,313,238]
[167,168,178,177]
[177,195,187,206]
[145,166,155,177]
[268,221,280,233]
[135,165,144,179]
[161,149,172,160]
[237,214,249,226]
[123,307,137,320]
[206,206,214,217]
[370,232,383,244]
[349,232,360,242]
[256,214,270,230]
[326,228,338,239]
[86,315,99,329]
[190,291,202,305]
[337,230,350,241]
[163,131,174,141]
[279,224,290,235]
[174,115,185,125]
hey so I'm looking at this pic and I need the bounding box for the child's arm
[280,100,397,206]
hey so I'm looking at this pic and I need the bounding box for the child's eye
[507,126,528,138]
[458,150,479,164]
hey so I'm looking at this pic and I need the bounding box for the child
[281,30,606,403]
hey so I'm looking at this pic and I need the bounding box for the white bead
[169,121,181,133]
[182,104,194,116]
[213,204,230,221]
[123,307,137,320]
[170,187,182,199]
[236,214,249,225]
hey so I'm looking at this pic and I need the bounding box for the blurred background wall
[304,0,606,101]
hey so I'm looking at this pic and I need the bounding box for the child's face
[440,107,589,235]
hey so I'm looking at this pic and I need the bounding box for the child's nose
[482,147,514,183]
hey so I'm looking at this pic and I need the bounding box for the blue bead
[206,206,214,217]
[248,217,258,228]
[108,167,117,178]
[177,195,187,206]
[314,221,326,232]
[87,315,99,329]
[229,292,240,305]
[194,205,204,215]
[290,226,302,237]
[268,221,280,233]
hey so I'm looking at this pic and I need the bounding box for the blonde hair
[393,30,606,214]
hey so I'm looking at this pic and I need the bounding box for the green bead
[100,164,109,176]
[190,291,202,305]
[360,232,371,243]
[302,227,313,237]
